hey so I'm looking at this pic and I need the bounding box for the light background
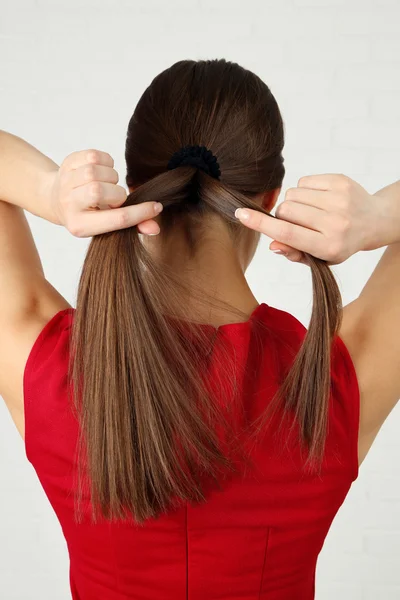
[0,0,399,598]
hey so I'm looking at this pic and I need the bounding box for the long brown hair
[69,59,342,524]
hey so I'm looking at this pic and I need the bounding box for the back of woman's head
[126,59,284,196]
[70,59,342,524]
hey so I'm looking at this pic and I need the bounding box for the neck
[143,219,259,327]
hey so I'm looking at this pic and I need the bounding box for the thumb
[269,242,305,263]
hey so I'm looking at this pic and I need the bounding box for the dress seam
[258,527,271,598]
[185,503,189,600]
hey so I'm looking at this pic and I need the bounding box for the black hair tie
[167,145,221,180]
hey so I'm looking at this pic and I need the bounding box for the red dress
[23,303,359,599]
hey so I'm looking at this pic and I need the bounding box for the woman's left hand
[236,174,381,265]
[46,149,163,238]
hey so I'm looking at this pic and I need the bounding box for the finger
[68,164,119,189]
[297,173,349,191]
[286,253,309,264]
[137,219,161,235]
[63,149,114,171]
[284,187,336,211]
[275,201,327,232]
[68,202,163,237]
[269,241,305,263]
[234,208,325,256]
[71,182,127,210]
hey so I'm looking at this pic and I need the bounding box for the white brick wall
[0,0,399,598]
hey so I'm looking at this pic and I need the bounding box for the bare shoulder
[0,280,70,439]
[339,246,400,465]
[0,202,71,438]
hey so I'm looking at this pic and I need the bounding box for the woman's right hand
[46,149,163,238]
[235,174,390,265]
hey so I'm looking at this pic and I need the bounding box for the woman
[0,58,399,599]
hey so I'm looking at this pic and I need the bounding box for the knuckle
[254,212,266,231]
[338,174,352,191]
[66,219,83,238]
[84,164,97,182]
[62,151,77,168]
[147,202,158,217]
[90,181,102,200]
[116,184,127,201]
[284,188,296,201]
[87,149,100,164]
[297,176,310,188]
[326,240,342,261]
[276,201,293,220]
[115,210,130,229]
[278,222,294,244]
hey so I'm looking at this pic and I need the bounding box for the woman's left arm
[0,131,70,436]
[0,130,62,222]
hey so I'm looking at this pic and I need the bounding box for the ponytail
[70,169,239,524]
[200,175,343,468]
[248,255,342,467]
[70,167,342,523]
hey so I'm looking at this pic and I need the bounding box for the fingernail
[235,208,250,220]
[154,202,163,214]
[271,249,287,256]
[147,232,159,236]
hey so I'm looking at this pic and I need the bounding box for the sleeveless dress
[23,302,360,600]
